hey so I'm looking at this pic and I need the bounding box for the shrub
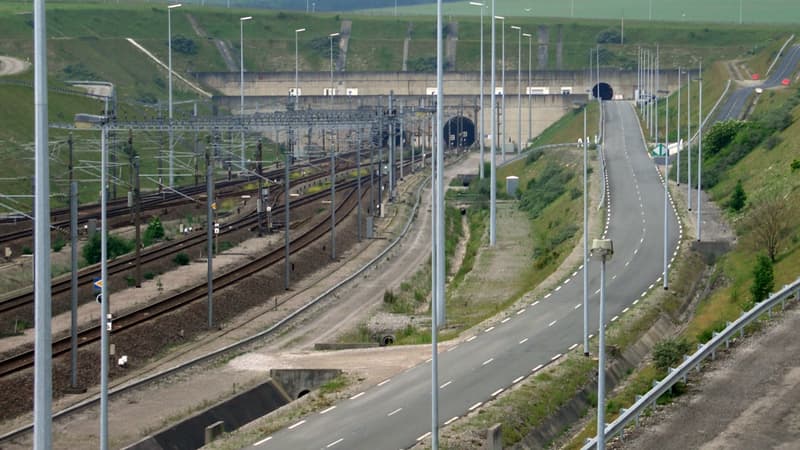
[791,159,800,172]
[170,35,197,55]
[595,28,622,44]
[750,254,774,303]
[52,236,66,253]
[21,246,32,255]
[82,233,134,264]
[653,338,691,371]
[144,217,165,246]
[144,271,156,280]
[763,135,782,150]
[726,180,746,212]
[173,252,190,266]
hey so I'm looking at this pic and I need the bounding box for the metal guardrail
[0,171,430,444]
[582,275,800,449]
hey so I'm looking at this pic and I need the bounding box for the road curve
[246,101,680,450]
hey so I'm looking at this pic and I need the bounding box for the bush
[144,271,156,280]
[22,246,32,255]
[82,233,134,264]
[144,217,165,246]
[726,180,746,212]
[750,254,774,303]
[653,338,691,371]
[791,159,800,172]
[763,135,782,150]
[52,236,66,253]
[170,35,197,55]
[173,252,190,266]
[596,28,622,44]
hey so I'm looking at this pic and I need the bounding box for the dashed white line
[656,277,662,283]
[519,337,529,344]
[569,343,579,351]
[595,288,601,295]
[572,271,579,276]
[612,275,617,280]
[516,308,526,315]
[574,303,582,310]
[544,293,552,299]
[320,406,337,415]
[485,326,495,332]
[288,420,306,430]
[588,333,594,339]
[387,408,402,417]
[326,438,344,448]
[563,278,571,285]
[532,364,544,373]
[625,261,630,267]
[482,358,494,366]
[548,320,557,327]
[622,307,630,313]
[513,376,524,384]
[555,286,562,292]
[350,392,365,400]
[641,291,647,298]
[551,353,563,361]
[466,336,477,342]
[440,380,453,389]
[378,379,391,387]
[444,416,460,425]
[632,299,639,305]
[417,431,432,441]
[501,317,510,323]
[447,345,459,352]
[611,315,619,322]
[531,300,540,307]
[649,283,655,290]
[468,402,483,411]
[491,388,504,397]
[254,436,273,446]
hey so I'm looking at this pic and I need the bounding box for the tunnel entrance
[443,116,476,149]
[592,82,614,101]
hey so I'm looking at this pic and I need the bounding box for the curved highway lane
[247,101,680,450]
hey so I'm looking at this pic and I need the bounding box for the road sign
[93,278,103,291]
[651,143,667,157]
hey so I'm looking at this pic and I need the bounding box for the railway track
[0,180,365,378]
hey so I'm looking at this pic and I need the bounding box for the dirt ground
[0,56,29,77]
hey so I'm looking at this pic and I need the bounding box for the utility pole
[285,130,292,289]
[133,141,142,288]
[257,139,264,236]
[330,131,336,259]
[206,139,214,328]
[69,133,80,391]
[356,128,362,241]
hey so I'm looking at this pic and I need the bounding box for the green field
[367,0,800,25]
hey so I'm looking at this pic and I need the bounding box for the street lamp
[490,9,499,246]
[523,32,532,143]
[329,32,340,99]
[167,2,182,188]
[496,15,506,161]
[295,27,306,101]
[697,61,703,242]
[469,1,485,179]
[591,238,614,450]
[511,25,522,153]
[239,16,252,174]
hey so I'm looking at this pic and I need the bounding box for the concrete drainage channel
[124,369,341,450]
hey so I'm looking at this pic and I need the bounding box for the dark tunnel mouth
[592,82,614,101]
[442,116,476,149]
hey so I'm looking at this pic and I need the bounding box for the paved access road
[247,101,680,450]
[714,45,800,122]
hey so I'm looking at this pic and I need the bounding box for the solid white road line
[288,420,306,430]
[327,438,344,448]
[320,406,337,415]
[254,436,273,446]
[387,408,402,417]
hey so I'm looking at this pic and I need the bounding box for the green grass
[533,102,599,146]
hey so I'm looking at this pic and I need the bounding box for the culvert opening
[592,82,614,100]
[443,116,476,149]
[297,389,311,399]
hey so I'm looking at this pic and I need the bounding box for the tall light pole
[697,61,703,241]
[511,25,522,153]
[490,7,498,247]
[432,3,445,447]
[739,0,743,24]
[167,3,182,188]
[649,0,653,21]
[524,32,532,143]
[663,93,669,290]
[582,107,589,356]
[239,16,252,174]
[677,67,681,186]
[687,69,692,211]
[99,122,110,450]
[469,1,485,179]
[295,28,306,101]
[329,32,339,98]
[33,0,52,447]
[499,15,506,160]
[591,238,614,450]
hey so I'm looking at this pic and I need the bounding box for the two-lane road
[248,101,680,450]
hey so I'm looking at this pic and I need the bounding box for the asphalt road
[247,101,680,450]
[714,45,800,122]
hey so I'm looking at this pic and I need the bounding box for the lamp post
[524,32,532,143]
[295,28,306,100]
[582,107,589,356]
[663,92,669,290]
[469,1,485,179]
[329,32,339,98]
[239,16,252,174]
[677,67,681,186]
[591,238,614,450]
[167,2,182,188]
[697,61,703,242]
[511,25,522,153]
[498,15,506,161]
[490,8,498,247]
[687,69,692,211]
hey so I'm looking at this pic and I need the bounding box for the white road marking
[288,420,306,430]
[469,402,483,411]
[327,438,344,448]
[513,376,524,384]
[574,303,582,310]
[378,379,391,387]
[548,320,557,327]
[595,288,601,295]
[425,358,432,363]
[588,334,594,339]
[579,264,584,269]
[633,299,639,305]
[482,358,494,366]
[611,315,619,322]
[448,345,459,352]
[320,406,337,415]
[563,278,571,285]
[573,271,579,276]
[531,300,540,307]
[254,436,273,446]
[440,380,453,389]
[485,326,495,332]
[649,283,655,290]
[466,336,477,342]
[519,337,529,344]
[517,308,526,315]
[634,248,639,255]
[656,277,662,283]
[625,261,630,267]
[569,343,579,351]
[489,387,505,397]
[544,293,552,299]
[350,392,365,400]
[445,416,460,425]
[388,408,402,417]
[417,432,432,441]
[551,353,563,361]
[622,307,630,313]
[641,291,647,298]
[612,275,617,280]
[555,286,562,292]
[532,364,544,372]
[501,317,510,323]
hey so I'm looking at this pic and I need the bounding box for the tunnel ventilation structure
[592,82,614,101]
[443,116,476,149]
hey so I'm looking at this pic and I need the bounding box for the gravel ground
[0,56,29,76]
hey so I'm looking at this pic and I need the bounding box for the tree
[144,217,165,246]
[82,233,134,265]
[750,254,774,303]
[727,180,747,212]
[744,188,794,262]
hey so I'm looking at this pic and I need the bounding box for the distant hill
[179,0,450,12]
